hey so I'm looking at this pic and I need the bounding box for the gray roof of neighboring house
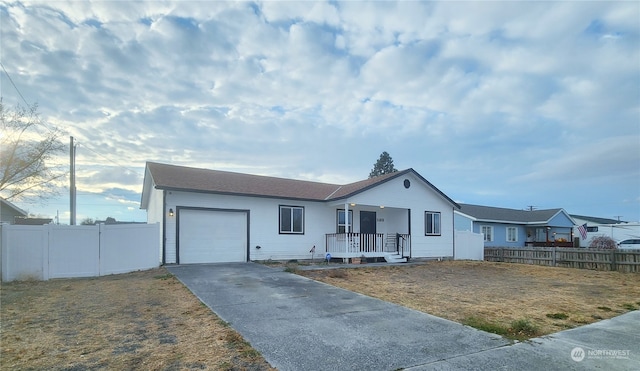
[1,197,27,217]
[570,214,625,225]
[458,203,568,224]
[143,162,459,207]
[14,217,52,225]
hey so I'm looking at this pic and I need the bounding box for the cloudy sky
[1,1,639,223]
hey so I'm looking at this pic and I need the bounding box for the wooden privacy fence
[485,247,640,273]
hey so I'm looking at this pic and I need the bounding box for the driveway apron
[167,263,509,371]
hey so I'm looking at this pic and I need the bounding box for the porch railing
[397,233,411,258]
[326,233,384,254]
[325,233,410,256]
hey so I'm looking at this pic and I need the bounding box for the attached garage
[177,208,249,264]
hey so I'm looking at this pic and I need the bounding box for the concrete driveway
[167,263,639,371]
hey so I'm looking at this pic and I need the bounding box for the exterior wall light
[169,208,174,217]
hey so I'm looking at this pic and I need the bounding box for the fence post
[610,250,617,272]
[551,247,556,267]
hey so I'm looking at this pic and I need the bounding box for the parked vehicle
[618,239,640,250]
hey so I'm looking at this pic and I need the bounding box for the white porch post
[344,202,349,254]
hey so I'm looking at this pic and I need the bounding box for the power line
[1,61,142,176]
[1,61,58,135]
[1,61,30,109]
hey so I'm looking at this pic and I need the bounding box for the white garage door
[179,209,247,264]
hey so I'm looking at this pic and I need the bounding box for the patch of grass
[546,312,569,320]
[463,317,509,336]
[259,259,282,266]
[510,319,540,339]
[621,303,637,311]
[327,269,348,279]
[225,331,262,361]
[597,306,612,312]
[464,317,539,340]
[283,265,300,273]
[153,273,173,280]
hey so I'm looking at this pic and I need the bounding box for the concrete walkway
[167,263,639,371]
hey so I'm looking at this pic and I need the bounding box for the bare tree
[0,100,66,202]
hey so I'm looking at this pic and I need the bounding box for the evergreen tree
[369,151,398,178]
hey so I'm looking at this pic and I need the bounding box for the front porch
[325,233,411,260]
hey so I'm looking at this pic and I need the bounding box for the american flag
[577,223,588,240]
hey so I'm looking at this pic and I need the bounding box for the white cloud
[2,1,638,222]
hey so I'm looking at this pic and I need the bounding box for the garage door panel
[179,209,247,264]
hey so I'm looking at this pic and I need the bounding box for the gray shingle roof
[458,203,564,224]
[570,214,625,225]
[145,162,435,203]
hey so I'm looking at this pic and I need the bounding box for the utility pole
[526,205,537,211]
[70,136,76,225]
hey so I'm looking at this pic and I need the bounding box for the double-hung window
[337,209,353,233]
[425,211,441,236]
[481,226,493,242]
[280,205,304,234]
[506,227,518,242]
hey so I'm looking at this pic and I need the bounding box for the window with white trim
[425,211,441,236]
[506,227,518,242]
[337,209,353,233]
[481,226,493,242]
[280,205,304,234]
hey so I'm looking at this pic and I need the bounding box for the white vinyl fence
[1,223,160,282]
[454,230,484,260]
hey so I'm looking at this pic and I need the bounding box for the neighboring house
[455,204,576,247]
[571,215,640,247]
[140,162,460,264]
[14,217,53,225]
[0,198,27,224]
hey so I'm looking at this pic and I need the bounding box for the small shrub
[510,319,539,338]
[283,265,300,274]
[546,313,569,320]
[589,236,617,249]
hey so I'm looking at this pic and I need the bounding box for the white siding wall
[165,191,334,263]
[345,173,455,258]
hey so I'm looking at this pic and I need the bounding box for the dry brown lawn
[3,261,639,370]
[0,268,274,371]
[298,260,640,338]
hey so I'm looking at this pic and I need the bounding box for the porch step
[384,254,407,264]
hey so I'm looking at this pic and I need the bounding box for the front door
[360,211,376,234]
[360,211,377,253]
